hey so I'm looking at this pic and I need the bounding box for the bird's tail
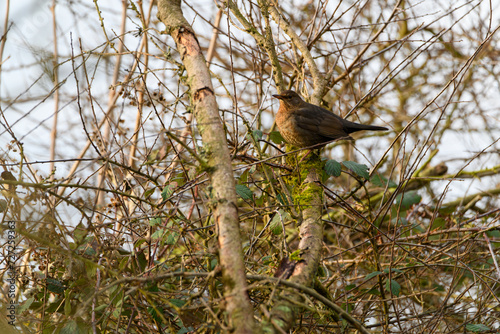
[344,121,388,134]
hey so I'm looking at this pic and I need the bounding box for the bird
[1,171,17,192]
[273,90,388,148]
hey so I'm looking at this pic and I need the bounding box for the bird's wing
[293,104,350,140]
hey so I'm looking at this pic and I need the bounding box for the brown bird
[273,90,388,148]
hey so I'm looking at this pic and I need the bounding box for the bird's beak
[272,94,282,99]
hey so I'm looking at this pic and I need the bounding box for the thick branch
[267,154,324,332]
[157,1,255,333]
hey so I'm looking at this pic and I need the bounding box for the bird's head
[272,90,304,108]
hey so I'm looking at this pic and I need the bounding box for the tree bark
[157,1,256,332]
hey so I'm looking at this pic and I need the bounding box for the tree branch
[157,1,256,332]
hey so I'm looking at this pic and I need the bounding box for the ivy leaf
[342,161,369,179]
[236,184,253,200]
[324,159,342,177]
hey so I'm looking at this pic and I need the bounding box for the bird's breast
[276,110,324,148]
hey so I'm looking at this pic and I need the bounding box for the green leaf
[149,217,162,226]
[136,251,148,271]
[148,306,164,323]
[161,184,175,200]
[391,217,408,226]
[252,129,263,140]
[270,209,291,235]
[144,188,155,199]
[383,268,404,274]
[385,279,401,296]
[178,327,194,334]
[465,324,490,332]
[166,231,179,245]
[78,243,96,256]
[169,299,186,308]
[395,191,422,210]
[246,129,263,142]
[269,131,285,144]
[18,297,34,313]
[46,278,66,294]
[342,161,369,179]
[324,159,342,177]
[367,288,381,296]
[64,290,72,316]
[270,215,283,235]
[276,193,290,206]
[92,304,107,313]
[73,223,88,243]
[239,169,249,184]
[365,271,383,280]
[151,228,165,240]
[412,224,425,233]
[83,260,97,278]
[370,174,397,188]
[430,217,446,230]
[236,184,253,200]
[486,230,500,238]
[60,320,78,334]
